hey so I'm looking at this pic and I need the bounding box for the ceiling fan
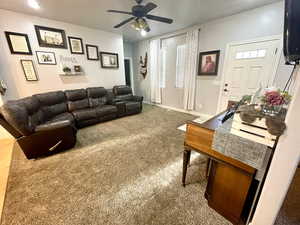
[107,0,173,36]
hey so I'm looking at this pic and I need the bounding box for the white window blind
[160,48,166,88]
[176,44,186,88]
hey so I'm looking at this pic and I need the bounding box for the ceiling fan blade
[146,14,173,24]
[107,10,133,15]
[114,17,135,28]
[143,3,157,14]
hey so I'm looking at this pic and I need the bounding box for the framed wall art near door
[34,25,68,49]
[68,36,84,54]
[198,50,220,76]
[5,32,32,55]
[36,51,57,65]
[100,52,119,69]
[20,60,38,81]
[86,44,99,60]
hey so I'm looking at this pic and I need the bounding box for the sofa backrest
[87,87,109,108]
[113,85,133,101]
[0,96,44,136]
[65,89,89,112]
[34,91,68,121]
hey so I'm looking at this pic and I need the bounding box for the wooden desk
[183,112,257,225]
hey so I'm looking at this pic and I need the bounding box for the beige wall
[132,1,293,115]
[133,40,151,102]
[251,67,300,225]
[0,9,125,102]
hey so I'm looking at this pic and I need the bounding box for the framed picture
[34,25,67,49]
[100,52,119,69]
[20,60,38,81]
[198,50,220,76]
[5,32,32,55]
[86,44,99,60]
[36,51,57,65]
[68,36,84,54]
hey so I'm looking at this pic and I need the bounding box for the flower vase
[262,105,282,116]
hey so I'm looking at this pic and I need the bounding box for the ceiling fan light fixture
[131,21,141,30]
[141,29,147,36]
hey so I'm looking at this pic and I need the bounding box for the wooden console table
[183,112,268,225]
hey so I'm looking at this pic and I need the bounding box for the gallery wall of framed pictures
[4,23,122,82]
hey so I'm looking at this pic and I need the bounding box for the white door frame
[216,35,283,113]
[124,57,135,94]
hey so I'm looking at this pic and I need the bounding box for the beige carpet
[1,104,231,225]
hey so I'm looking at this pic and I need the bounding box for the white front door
[218,37,281,112]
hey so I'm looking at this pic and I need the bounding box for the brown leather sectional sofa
[0,85,143,159]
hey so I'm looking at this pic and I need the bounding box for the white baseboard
[144,102,213,119]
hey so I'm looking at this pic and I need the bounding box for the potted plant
[62,66,71,75]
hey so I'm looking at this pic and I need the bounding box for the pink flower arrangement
[261,90,291,106]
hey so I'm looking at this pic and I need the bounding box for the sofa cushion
[113,85,134,101]
[72,108,97,121]
[65,89,89,112]
[17,96,44,129]
[0,101,31,136]
[0,96,45,136]
[113,85,132,95]
[45,112,74,125]
[95,105,117,117]
[34,91,68,120]
[87,87,109,107]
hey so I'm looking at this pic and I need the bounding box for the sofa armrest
[111,98,124,104]
[35,120,72,132]
[113,101,126,117]
[132,96,144,102]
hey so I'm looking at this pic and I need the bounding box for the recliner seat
[112,85,143,115]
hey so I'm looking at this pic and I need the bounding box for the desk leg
[206,158,211,179]
[182,149,191,187]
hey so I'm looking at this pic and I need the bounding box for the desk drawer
[185,123,214,152]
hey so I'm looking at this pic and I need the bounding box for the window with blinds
[175,44,186,88]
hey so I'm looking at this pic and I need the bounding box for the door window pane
[236,49,267,59]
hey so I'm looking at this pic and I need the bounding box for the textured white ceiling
[0,0,281,42]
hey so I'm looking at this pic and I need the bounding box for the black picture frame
[86,44,99,60]
[68,36,84,54]
[34,25,68,49]
[20,60,39,81]
[100,52,119,69]
[5,32,32,55]
[198,50,220,76]
[36,51,57,65]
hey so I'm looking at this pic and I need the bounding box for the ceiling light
[141,29,147,37]
[28,0,40,10]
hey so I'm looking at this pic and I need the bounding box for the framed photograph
[20,60,38,81]
[5,32,32,55]
[198,50,220,76]
[100,52,119,69]
[34,25,67,49]
[36,51,57,65]
[86,44,99,60]
[68,36,84,54]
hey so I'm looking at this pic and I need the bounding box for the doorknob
[224,88,229,92]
